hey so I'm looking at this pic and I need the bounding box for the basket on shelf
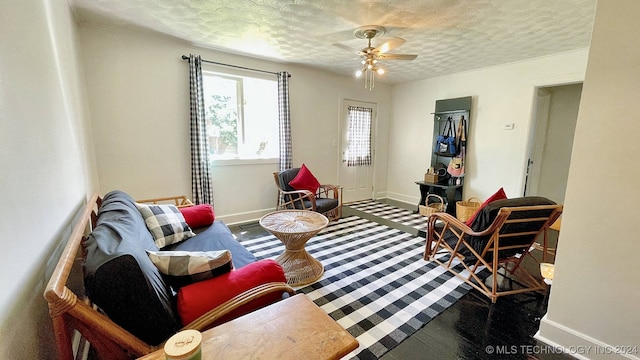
[419,194,446,217]
[456,197,481,222]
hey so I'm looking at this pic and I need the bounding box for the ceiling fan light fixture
[341,25,416,91]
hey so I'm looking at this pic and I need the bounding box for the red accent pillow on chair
[179,204,215,229]
[176,259,286,326]
[288,164,320,194]
[465,187,508,226]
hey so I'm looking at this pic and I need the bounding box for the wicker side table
[259,210,329,286]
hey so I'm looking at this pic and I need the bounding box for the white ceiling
[69,0,597,84]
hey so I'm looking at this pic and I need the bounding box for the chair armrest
[278,189,316,211]
[181,282,295,332]
[425,212,495,257]
[317,184,342,200]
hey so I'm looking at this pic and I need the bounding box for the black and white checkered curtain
[345,106,372,167]
[277,72,292,171]
[188,54,214,205]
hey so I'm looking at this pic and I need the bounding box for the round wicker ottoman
[259,210,329,286]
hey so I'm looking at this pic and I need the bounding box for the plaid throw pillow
[147,250,233,288]
[136,204,195,248]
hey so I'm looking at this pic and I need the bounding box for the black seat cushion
[468,196,556,259]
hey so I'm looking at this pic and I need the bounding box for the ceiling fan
[334,25,417,90]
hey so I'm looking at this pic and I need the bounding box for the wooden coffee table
[259,210,329,286]
[137,294,358,360]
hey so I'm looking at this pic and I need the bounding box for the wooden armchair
[424,197,562,303]
[44,193,294,360]
[273,168,343,221]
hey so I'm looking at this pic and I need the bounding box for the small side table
[260,210,329,286]
[137,294,359,360]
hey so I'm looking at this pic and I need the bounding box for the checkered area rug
[239,216,472,359]
[346,199,428,232]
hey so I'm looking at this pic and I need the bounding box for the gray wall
[0,0,98,358]
[537,0,640,355]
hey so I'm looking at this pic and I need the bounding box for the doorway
[524,83,582,204]
[339,99,376,203]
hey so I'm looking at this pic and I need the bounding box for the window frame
[202,66,279,166]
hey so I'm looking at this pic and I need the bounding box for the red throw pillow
[176,259,286,326]
[288,163,320,194]
[465,187,508,226]
[179,204,215,229]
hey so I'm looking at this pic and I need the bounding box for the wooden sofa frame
[424,204,562,303]
[44,193,294,360]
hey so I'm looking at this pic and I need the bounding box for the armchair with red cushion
[273,164,343,221]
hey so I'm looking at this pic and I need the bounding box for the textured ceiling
[69,0,596,84]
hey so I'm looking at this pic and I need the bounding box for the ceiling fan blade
[379,53,418,60]
[332,43,363,55]
[375,37,406,54]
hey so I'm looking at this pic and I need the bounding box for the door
[339,100,376,203]
[524,83,582,203]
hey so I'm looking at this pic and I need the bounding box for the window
[345,106,372,166]
[202,71,279,161]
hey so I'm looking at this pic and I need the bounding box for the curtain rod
[181,55,290,77]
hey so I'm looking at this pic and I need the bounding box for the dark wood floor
[229,202,575,360]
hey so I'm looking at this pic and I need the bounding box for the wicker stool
[259,210,329,286]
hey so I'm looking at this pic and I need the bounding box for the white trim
[536,315,640,360]
[216,207,275,225]
[211,158,278,167]
[386,191,420,206]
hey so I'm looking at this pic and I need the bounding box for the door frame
[523,81,582,200]
[338,99,377,202]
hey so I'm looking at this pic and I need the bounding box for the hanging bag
[447,150,465,177]
[435,116,457,156]
[456,115,467,154]
[448,115,467,177]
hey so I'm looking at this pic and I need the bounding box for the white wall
[0,0,97,358]
[537,1,640,357]
[388,50,588,205]
[78,22,392,223]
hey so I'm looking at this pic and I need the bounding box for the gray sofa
[82,190,285,345]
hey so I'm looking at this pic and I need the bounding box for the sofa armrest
[182,282,295,332]
[176,259,294,327]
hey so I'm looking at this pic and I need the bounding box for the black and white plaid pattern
[345,106,373,167]
[277,71,292,171]
[137,204,195,248]
[188,54,214,205]
[147,250,232,288]
[347,200,428,231]
[240,216,472,360]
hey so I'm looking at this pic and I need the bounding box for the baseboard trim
[386,191,420,206]
[536,315,640,360]
[217,208,275,225]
